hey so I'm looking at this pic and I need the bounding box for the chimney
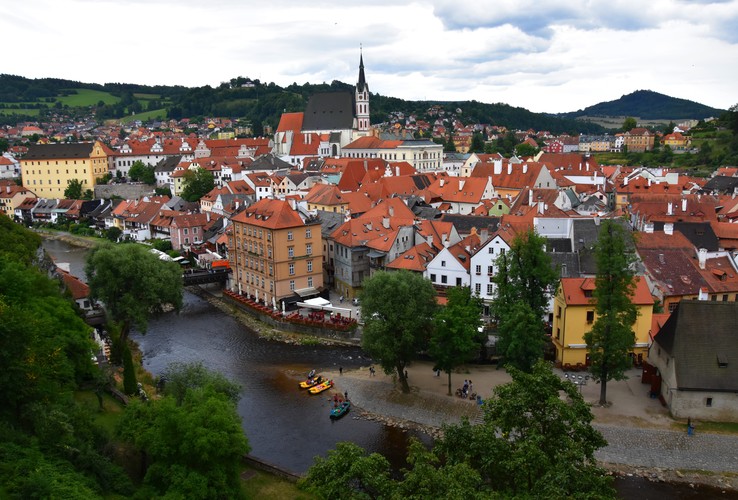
[389,205,394,217]
[522,163,528,174]
[664,223,673,235]
[648,178,652,187]
[681,197,687,212]
[206,212,210,222]
[396,166,400,176]
[427,234,433,247]
[382,216,390,229]
[507,163,512,175]
[440,178,445,187]
[288,198,296,210]
[579,163,582,171]
[493,160,502,175]
[538,201,544,214]
[586,162,590,172]
[698,248,707,270]
[624,176,629,186]
[667,202,673,216]
[459,179,465,190]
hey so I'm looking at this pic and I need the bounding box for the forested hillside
[561,90,724,120]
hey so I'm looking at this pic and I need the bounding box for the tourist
[339,366,343,375]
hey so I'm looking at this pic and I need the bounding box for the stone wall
[94,183,155,200]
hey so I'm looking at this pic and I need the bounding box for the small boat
[308,379,334,395]
[330,400,351,419]
[299,375,323,389]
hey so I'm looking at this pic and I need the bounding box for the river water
[42,237,738,498]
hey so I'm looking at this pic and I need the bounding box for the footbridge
[182,268,230,286]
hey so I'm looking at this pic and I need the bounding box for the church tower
[355,49,370,135]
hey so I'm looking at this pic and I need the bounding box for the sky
[2,0,737,114]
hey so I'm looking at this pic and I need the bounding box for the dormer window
[718,354,728,368]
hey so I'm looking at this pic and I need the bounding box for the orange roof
[276,112,304,133]
[560,276,653,306]
[231,198,305,229]
[304,183,345,206]
[385,242,436,272]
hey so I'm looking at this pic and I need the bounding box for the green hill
[561,90,724,120]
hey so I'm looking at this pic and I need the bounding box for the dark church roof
[654,300,738,392]
[651,221,719,252]
[302,92,355,131]
[702,175,738,194]
[440,214,500,236]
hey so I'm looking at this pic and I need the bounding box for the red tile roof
[231,198,305,229]
[560,276,652,306]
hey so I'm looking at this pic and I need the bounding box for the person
[344,391,348,401]
[369,366,375,377]
[339,295,344,303]
[404,370,408,380]
[468,380,473,394]
[339,366,343,375]
[687,418,694,436]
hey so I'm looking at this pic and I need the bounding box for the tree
[122,342,138,395]
[492,228,558,371]
[161,361,241,406]
[584,220,638,405]
[117,363,249,499]
[622,116,637,132]
[436,361,614,498]
[444,133,457,153]
[469,132,485,153]
[128,160,155,184]
[299,442,395,498]
[181,168,215,202]
[64,179,83,199]
[360,270,437,393]
[430,286,483,395]
[104,226,122,242]
[85,243,183,341]
[514,142,537,158]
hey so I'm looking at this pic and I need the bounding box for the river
[42,237,738,498]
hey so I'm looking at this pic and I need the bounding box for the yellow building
[21,141,110,198]
[229,198,323,308]
[552,277,653,368]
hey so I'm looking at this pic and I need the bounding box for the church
[273,53,372,166]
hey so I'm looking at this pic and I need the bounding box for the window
[307,277,313,287]
[306,243,312,255]
[441,260,446,267]
[289,263,295,275]
[289,280,295,291]
[556,328,560,339]
[475,265,481,274]
[430,273,437,282]
[706,397,713,407]
[456,277,462,286]
[586,310,594,323]
[287,231,293,241]
[488,265,493,275]
[306,228,312,238]
[668,302,678,313]
[487,284,494,295]
[475,283,481,294]
[288,247,294,258]
[441,275,447,284]
[723,294,729,302]
[557,306,562,318]
[307,260,313,272]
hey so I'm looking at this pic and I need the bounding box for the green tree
[493,229,558,371]
[85,243,183,341]
[64,178,83,199]
[437,361,614,498]
[584,220,638,405]
[122,342,137,395]
[161,361,241,406]
[469,132,485,153]
[430,286,483,395]
[129,160,156,184]
[622,116,637,132]
[299,442,395,498]
[445,132,457,153]
[117,363,249,499]
[360,270,436,393]
[0,215,41,264]
[104,226,122,242]
[181,168,215,202]
[515,142,538,157]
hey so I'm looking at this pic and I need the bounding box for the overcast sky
[2,0,736,114]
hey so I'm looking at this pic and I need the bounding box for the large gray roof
[302,92,355,131]
[25,142,95,159]
[655,300,738,392]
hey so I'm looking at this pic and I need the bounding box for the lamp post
[564,373,589,394]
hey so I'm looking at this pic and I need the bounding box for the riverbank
[194,285,738,491]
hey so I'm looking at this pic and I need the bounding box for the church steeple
[355,46,370,135]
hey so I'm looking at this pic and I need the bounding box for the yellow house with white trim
[552,277,654,368]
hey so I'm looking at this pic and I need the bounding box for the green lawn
[74,390,126,436]
[241,467,315,500]
[58,89,119,107]
[120,108,168,123]
[0,107,40,116]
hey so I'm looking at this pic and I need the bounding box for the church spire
[357,46,367,93]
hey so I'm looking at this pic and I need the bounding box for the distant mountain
[560,90,724,120]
